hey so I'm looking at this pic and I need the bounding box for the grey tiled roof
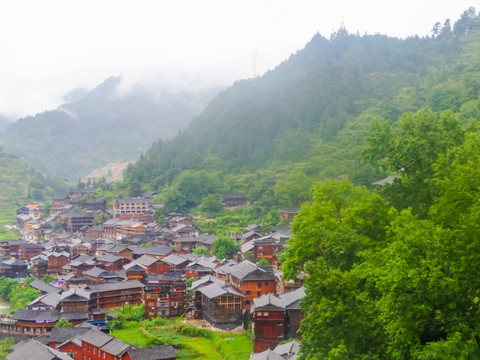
[28,279,62,294]
[249,349,284,360]
[100,337,132,356]
[253,293,285,311]
[48,327,91,344]
[80,329,114,347]
[230,260,275,281]
[6,339,72,360]
[128,345,177,360]
[86,279,144,293]
[198,282,243,299]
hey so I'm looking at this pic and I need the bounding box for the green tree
[56,317,73,327]
[257,258,269,267]
[211,235,240,260]
[363,109,464,215]
[93,211,109,225]
[193,247,208,256]
[41,274,56,284]
[274,172,313,208]
[200,194,223,213]
[282,179,390,279]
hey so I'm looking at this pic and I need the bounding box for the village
[1,188,305,360]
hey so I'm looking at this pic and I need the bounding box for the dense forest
[0,77,218,180]
[124,9,480,214]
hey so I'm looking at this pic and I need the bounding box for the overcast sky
[0,0,478,119]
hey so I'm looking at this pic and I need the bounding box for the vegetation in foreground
[109,306,252,360]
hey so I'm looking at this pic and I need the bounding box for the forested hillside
[0,148,69,223]
[0,77,218,180]
[124,10,480,218]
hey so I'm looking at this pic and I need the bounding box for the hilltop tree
[211,236,240,260]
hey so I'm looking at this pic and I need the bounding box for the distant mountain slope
[0,77,219,180]
[0,148,69,217]
[126,26,480,189]
[0,115,12,133]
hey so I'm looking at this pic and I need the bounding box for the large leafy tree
[282,179,391,359]
[211,235,240,260]
[363,109,464,215]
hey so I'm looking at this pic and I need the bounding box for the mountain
[0,77,219,181]
[0,115,12,133]
[125,22,480,192]
[0,148,69,223]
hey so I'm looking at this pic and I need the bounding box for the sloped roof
[191,275,225,291]
[213,260,238,277]
[198,282,243,299]
[48,327,91,344]
[84,266,109,278]
[86,279,144,293]
[6,339,72,360]
[128,345,177,360]
[252,293,285,311]
[137,246,175,257]
[29,279,62,294]
[135,254,159,267]
[100,337,132,356]
[279,286,306,309]
[230,260,275,281]
[28,292,61,308]
[273,340,300,358]
[80,329,114,348]
[162,254,189,266]
[241,240,255,253]
[97,254,123,263]
[124,262,147,271]
[60,287,91,301]
[249,349,284,360]
[187,257,217,270]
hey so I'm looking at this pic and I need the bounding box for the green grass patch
[111,318,252,360]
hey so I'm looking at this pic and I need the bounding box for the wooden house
[66,212,94,233]
[251,294,286,352]
[161,254,190,274]
[144,274,186,319]
[78,328,133,360]
[59,287,91,313]
[197,282,244,330]
[251,286,306,352]
[135,254,171,275]
[229,261,277,310]
[222,193,249,208]
[84,267,123,284]
[185,257,217,279]
[47,251,70,275]
[241,235,278,268]
[124,262,147,281]
[26,292,61,311]
[87,280,144,310]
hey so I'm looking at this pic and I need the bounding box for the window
[263,312,269,316]
[245,291,251,295]
[245,300,250,305]
[264,281,269,285]
[258,281,262,287]
[257,291,261,297]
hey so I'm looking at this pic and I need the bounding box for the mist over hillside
[0,77,220,181]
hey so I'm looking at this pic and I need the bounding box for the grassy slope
[111,319,252,360]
